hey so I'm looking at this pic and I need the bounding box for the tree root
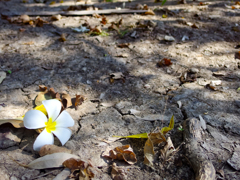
[183,118,216,180]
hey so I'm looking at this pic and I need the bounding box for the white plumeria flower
[23,99,74,151]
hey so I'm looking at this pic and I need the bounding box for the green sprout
[7,70,12,74]
[178,125,184,131]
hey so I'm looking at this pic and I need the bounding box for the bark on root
[183,118,216,180]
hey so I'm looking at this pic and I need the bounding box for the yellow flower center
[45,117,57,133]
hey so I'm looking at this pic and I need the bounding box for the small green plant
[7,70,12,74]
[178,125,184,131]
[119,29,128,37]
[161,0,167,6]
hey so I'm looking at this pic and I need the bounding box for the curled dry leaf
[157,58,172,67]
[74,94,85,110]
[63,158,95,180]
[144,131,167,167]
[111,163,127,180]
[39,144,72,157]
[117,43,130,48]
[39,85,48,92]
[102,145,137,165]
[62,91,72,109]
[0,118,24,128]
[35,90,52,106]
[59,34,67,42]
[27,153,80,169]
[100,16,108,25]
[144,9,155,15]
[143,135,155,167]
[160,137,176,162]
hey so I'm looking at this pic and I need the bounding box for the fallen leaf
[0,118,24,128]
[160,137,176,162]
[50,1,56,5]
[102,145,137,164]
[117,43,129,48]
[61,91,72,109]
[59,34,67,42]
[19,28,26,32]
[191,23,199,28]
[63,158,95,179]
[35,89,52,106]
[144,9,155,15]
[39,144,72,157]
[143,134,155,167]
[161,115,174,134]
[74,94,85,110]
[157,58,172,67]
[113,133,148,139]
[23,41,34,45]
[39,85,48,92]
[100,16,108,25]
[27,153,80,169]
[162,14,167,18]
[35,17,48,27]
[111,163,127,180]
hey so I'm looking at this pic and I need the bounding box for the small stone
[199,115,206,130]
[227,151,240,170]
[190,68,199,73]
[0,71,6,84]
[51,14,62,21]
[130,31,137,38]
[144,84,151,89]
[210,80,222,86]
[148,20,157,27]
[164,35,175,42]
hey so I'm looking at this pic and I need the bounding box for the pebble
[164,35,175,42]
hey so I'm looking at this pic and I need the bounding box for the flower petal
[23,110,47,129]
[42,99,61,121]
[52,127,72,146]
[33,129,54,151]
[55,111,74,128]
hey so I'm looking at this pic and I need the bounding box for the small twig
[7,154,28,168]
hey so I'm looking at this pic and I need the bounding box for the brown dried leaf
[160,137,176,162]
[63,158,95,179]
[23,41,34,45]
[117,43,129,48]
[39,85,48,92]
[59,34,67,42]
[144,9,155,15]
[35,17,48,27]
[157,58,172,67]
[35,90,52,106]
[144,131,167,166]
[62,91,72,108]
[0,118,24,128]
[100,16,108,25]
[74,94,85,110]
[143,137,154,167]
[102,145,137,164]
[39,144,72,157]
[93,13,101,18]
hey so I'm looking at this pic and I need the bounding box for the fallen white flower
[24,99,74,151]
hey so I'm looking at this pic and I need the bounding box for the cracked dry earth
[1,0,240,179]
